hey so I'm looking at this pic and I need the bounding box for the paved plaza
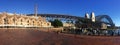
[0,28,119,45]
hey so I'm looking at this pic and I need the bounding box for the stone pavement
[0,28,119,45]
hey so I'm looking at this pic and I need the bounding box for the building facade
[63,23,74,27]
[101,23,107,29]
[91,12,95,22]
[0,12,51,27]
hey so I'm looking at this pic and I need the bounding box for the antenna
[34,4,38,17]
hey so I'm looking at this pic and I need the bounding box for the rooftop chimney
[34,4,38,17]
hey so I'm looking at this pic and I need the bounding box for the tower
[13,12,16,25]
[85,13,89,19]
[90,12,95,22]
[34,4,38,17]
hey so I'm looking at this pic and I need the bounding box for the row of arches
[0,14,51,27]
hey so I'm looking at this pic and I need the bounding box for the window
[21,19,23,22]
[27,20,29,23]
[33,21,34,25]
[33,21,34,23]
[13,18,15,22]
[4,18,8,24]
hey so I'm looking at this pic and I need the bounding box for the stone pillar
[91,12,95,22]
[85,13,89,19]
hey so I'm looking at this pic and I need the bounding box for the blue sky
[0,0,120,26]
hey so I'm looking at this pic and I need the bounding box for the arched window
[27,20,29,25]
[47,23,49,26]
[33,21,34,25]
[4,18,8,24]
[13,18,15,22]
[27,20,29,23]
[33,21,34,23]
[21,19,23,22]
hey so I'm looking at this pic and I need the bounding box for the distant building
[90,12,95,22]
[63,23,74,27]
[85,13,89,19]
[0,12,51,27]
[85,12,96,22]
[101,23,107,29]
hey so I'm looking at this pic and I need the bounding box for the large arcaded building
[0,12,51,28]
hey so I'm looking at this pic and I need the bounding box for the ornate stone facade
[0,12,51,27]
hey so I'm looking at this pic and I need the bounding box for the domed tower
[90,12,95,22]
[85,13,89,19]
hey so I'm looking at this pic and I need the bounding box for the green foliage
[50,19,63,28]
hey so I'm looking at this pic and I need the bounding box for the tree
[50,19,63,28]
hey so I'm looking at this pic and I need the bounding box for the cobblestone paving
[0,28,119,45]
